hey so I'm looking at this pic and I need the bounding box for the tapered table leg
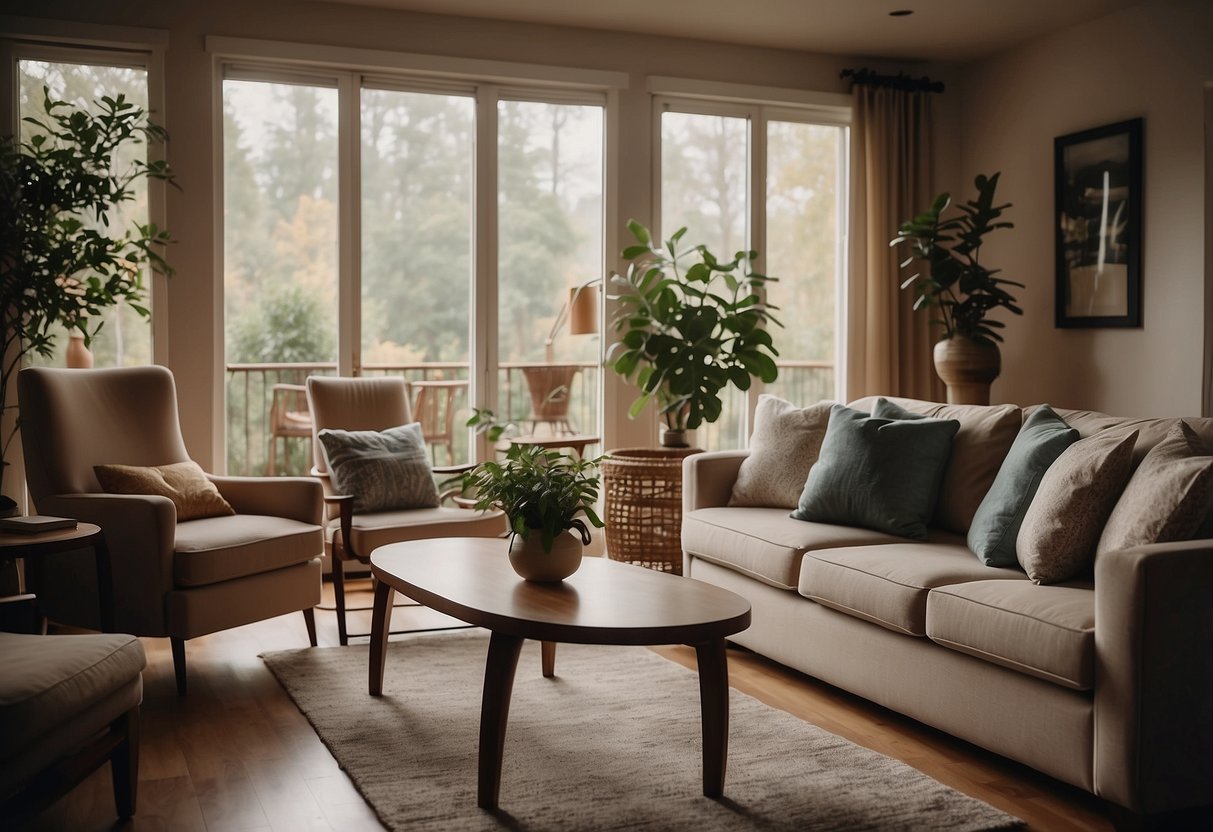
[368,577,395,696]
[478,631,524,810]
[694,639,729,797]
[541,640,556,677]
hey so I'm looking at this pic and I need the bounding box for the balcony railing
[225,359,833,476]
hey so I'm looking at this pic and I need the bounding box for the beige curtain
[845,84,944,403]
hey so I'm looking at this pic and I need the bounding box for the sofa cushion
[799,539,1026,636]
[793,403,959,540]
[1017,430,1137,584]
[0,632,145,763]
[327,506,507,557]
[1097,421,1213,556]
[967,405,1079,568]
[174,514,322,587]
[683,507,904,590]
[868,398,1023,534]
[927,579,1095,690]
[729,395,833,509]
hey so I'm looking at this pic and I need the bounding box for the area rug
[262,632,1023,831]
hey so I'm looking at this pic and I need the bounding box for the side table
[508,433,600,460]
[0,523,114,633]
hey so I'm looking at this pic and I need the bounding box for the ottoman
[0,632,146,824]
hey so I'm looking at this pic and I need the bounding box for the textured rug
[262,632,1023,831]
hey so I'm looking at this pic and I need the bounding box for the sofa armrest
[208,476,324,525]
[682,450,749,513]
[36,493,177,636]
[1094,539,1213,813]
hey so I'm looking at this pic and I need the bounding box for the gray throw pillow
[792,403,960,539]
[318,422,439,513]
[729,395,835,509]
[966,406,1079,567]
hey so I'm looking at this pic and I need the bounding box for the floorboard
[17,578,1118,831]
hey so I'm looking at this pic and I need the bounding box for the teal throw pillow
[966,405,1079,567]
[872,398,926,421]
[792,403,960,539]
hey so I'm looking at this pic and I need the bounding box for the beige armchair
[306,375,506,645]
[17,366,324,695]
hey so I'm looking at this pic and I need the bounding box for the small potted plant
[461,444,604,581]
[890,172,1021,404]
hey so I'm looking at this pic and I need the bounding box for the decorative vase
[508,530,583,582]
[659,427,689,448]
[933,335,1000,406]
[66,332,93,369]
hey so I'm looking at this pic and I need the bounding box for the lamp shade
[567,283,599,335]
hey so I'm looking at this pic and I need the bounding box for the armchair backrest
[18,366,191,502]
[306,376,413,474]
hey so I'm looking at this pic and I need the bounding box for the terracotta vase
[508,530,583,582]
[66,332,94,369]
[933,335,1000,405]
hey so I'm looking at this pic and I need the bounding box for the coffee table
[368,537,751,810]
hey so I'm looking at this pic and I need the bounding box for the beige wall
[957,0,1213,416]
[9,0,880,466]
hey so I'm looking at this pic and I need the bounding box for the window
[657,99,847,450]
[221,65,607,474]
[18,56,154,368]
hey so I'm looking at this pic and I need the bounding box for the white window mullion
[337,71,360,376]
[471,84,499,462]
[747,106,767,430]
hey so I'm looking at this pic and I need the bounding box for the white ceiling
[315,0,1140,62]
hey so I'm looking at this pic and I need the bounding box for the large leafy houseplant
[461,444,605,554]
[607,220,781,439]
[890,172,1021,343]
[1,89,175,505]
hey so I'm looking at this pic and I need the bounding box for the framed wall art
[1054,117,1143,328]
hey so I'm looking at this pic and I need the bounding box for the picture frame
[1054,118,1143,328]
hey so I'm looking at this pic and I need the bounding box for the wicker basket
[601,447,702,574]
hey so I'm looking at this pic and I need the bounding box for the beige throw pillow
[729,396,834,509]
[1016,430,1137,584]
[1096,421,1213,555]
[95,460,236,522]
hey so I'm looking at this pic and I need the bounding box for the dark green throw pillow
[966,405,1079,567]
[792,403,960,539]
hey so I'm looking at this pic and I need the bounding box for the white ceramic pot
[508,530,584,582]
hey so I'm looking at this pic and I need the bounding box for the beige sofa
[682,397,1213,818]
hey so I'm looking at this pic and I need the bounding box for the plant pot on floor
[601,447,702,574]
[508,531,584,582]
[933,335,1000,406]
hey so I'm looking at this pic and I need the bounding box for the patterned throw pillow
[729,395,835,509]
[318,423,439,513]
[1015,430,1137,584]
[94,460,236,522]
[1096,421,1213,555]
[792,403,959,539]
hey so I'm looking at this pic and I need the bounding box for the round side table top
[0,522,102,552]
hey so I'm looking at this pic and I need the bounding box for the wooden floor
[21,578,1121,832]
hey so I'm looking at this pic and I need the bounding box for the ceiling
[315,0,1140,62]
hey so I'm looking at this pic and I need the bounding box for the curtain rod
[841,68,944,94]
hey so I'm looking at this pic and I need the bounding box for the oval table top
[370,537,751,646]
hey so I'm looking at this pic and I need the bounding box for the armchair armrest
[208,475,324,525]
[36,493,177,635]
[682,450,749,513]
[1094,538,1213,813]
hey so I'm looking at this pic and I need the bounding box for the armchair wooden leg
[302,607,318,647]
[333,563,349,647]
[171,637,187,696]
[111,707,139,819]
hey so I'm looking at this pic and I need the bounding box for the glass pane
[19,59,151,368]
[497,100,603,447]
[223,79,339,475]
[660,110,749,450]
[764,121,842,406]
[361,88,475,465]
